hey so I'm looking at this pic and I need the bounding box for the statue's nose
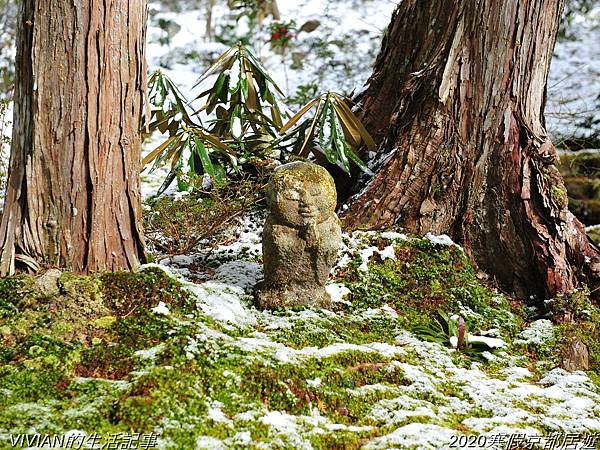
[299,190,311,205]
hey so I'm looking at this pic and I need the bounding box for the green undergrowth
[143,178,265,256]
[335,235,523,341]
[0,268,194,437]
[550,289,600,384]
[1,234,593,448]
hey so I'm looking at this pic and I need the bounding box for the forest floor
[1,214,600,449]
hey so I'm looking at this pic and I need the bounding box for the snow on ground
[132,219,600,449]
[547,5,600,141]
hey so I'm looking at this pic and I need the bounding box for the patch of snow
[358,246,378,272]
[151,301,171,316]
[502,366,534,382]
[515,319,555,346]
[214,260,263,293]
[378,244,396,260]
[186,281,257,328]
[196,436,226,450]
[380,231,408,241]
[207,400,233,424]
[260,410,298,432]
[134,344,165,360]
[468,334,506,349]
[425,232,463,251]
[325,283,351,304]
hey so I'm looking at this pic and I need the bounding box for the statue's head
[267,161,337,227]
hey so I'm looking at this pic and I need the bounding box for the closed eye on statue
[284,190,300,200]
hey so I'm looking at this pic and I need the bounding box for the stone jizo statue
[255,161,342,309]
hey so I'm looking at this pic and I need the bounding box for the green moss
[556,314,600,383]
[551,184,569,209]
[336,237,522,339]
[100,267,192,315]
[0,267,194,427]
[58,272,103,302]
[0,275,35,319]
[307,429,376,449]
[263,310,400,349]
[0,234,583,447]
[92,315,117,329]
[238,351,408,422]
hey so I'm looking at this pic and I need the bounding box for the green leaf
[192,134,215,176]
[214,164,227,185]
[245,51,285,97]
[218,75,230,103]
[332,94,377,150]
[241,78,249,103]
[319,100,333,161]
[346,146,372,175]
[193,48,235,88]
[298,98,325,157]
[142,134,179,166]
[271,104,283,130]
[280,96,320,133]
[331,112,350,172]
[332,103,360,147]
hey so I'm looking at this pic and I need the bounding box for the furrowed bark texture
[0,0,147,274]
[343,0,600,298]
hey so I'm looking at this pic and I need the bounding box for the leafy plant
[277,91,375,174]
[143,44,376,192]
[193,42,287,151]
[143,43,287,192]
[142,69,234,193]
[412,312,502,356]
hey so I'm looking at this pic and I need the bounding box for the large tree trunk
[342,0,600,299]
[0,0,147,275]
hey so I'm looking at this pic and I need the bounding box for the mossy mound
[0,267,193,393]
[558,151,600,225]
[1,233,599,449]
[559,151,600,179]
[335,234,522,337]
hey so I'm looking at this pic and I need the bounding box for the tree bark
[342,0,600,299]
[0,0,147,275]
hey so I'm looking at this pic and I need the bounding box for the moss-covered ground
[1,231,599,449]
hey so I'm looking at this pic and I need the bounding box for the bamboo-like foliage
[277,92,375,174]
[143,43,375,192]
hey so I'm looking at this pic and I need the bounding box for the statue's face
[273,179,335,227]
[267,161,337,227]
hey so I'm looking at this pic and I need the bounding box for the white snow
[134,344,165,360]
[151,301,171,316]
[325,282,351,304]
[468,334,506,349]
[187,281,257,328]
[515,319,556,346]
